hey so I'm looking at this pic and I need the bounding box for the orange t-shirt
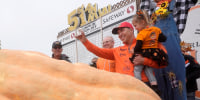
[96,57,115,72]
[136,26,162,49]
[83,39,167,82]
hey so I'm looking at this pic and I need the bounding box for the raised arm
[75,31,115,60]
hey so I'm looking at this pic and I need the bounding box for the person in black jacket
[184,54,200,100]
[181,41,200,100]
[51,41,71,63]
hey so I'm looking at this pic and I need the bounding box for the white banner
[58,19,101,44]
[102,2,136,27]
[58,30,76,45]
[81,19,101,35]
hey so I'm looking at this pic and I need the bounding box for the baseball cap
[112,22,134,34]
[52,41,62,48]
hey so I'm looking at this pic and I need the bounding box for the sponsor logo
[120,53,126,57]
[120,48,127,51]
[127,5,134,13]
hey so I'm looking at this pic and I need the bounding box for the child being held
[129,10,168,95]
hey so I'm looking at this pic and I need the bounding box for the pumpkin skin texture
[0,95,10,100]
[0,49,161,100]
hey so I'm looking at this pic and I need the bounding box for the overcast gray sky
[0,0,121,56]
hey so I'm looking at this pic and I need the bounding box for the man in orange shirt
[76,21,167,83]
[96,36,115,72]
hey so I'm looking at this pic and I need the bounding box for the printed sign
[102,2,136,28]
[181,3,200,63]
[58,19,101,44]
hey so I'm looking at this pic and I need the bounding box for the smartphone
[76,28,83,36]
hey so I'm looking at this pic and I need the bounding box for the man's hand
[75,30,87,43]
[133,54,144,66]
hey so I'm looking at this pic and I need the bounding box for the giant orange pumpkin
[0,49,161,100]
